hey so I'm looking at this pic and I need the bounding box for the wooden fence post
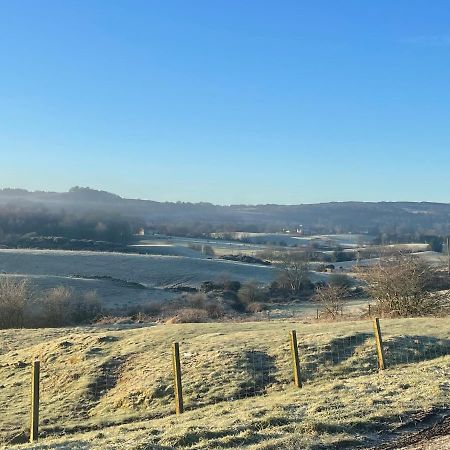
[172,342,184,414]
[289,330,302,388]
[30,359,40,442]
[372,318,386,370]
[447,236,450,276]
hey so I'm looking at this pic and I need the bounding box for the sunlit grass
[0,318,448,449]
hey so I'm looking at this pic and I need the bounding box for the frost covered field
[0,249,277,308]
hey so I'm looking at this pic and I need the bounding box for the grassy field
[0,249,277,309]
[0,317,448,449]
[0,249,277,288]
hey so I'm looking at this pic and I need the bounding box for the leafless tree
[357,254,448,317]
[276,254,310,294]
[314,284,348,319]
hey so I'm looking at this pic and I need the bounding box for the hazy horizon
[2,1,450,204]
[2,184,450,207]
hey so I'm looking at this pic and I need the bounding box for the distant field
[210,232,374,248]
[1,317,448,449]
[0,249,277,309]
[335,250,447,271]
[0,249,277,287]
[132,235,273,257]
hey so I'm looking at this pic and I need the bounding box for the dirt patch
[374,416,450,450]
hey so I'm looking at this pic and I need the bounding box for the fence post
[172,342,184,414]
[289,330,302,388]
[372,318,386,370]
[30,359,40,442]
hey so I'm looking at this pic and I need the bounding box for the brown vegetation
[358,254,450,317]
[0,277,102,329]
[0,278,30,328]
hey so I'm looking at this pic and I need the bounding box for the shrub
[185,293,207,309]
[0,277,30,328]
[223,280,241,292]
[200,281,219,292]
[40,286,102,326]
[276,256,310,294]
[315,264,326,272]
[205,301,225,319]
[246,302,266,313]
[357,254,449,317]
[141,302,162,317]
[71,290,102,323]
[172,308,209,323]
[329,274,352,289]
[238,282,265,305]
[314,284,348,319]
[41,286,73,326]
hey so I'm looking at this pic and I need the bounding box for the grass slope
[0,318,448,449]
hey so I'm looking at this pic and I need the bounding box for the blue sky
[1,1,450,204]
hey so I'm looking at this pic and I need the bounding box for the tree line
[0,205,136,245]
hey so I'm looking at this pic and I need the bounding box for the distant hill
[1,187,450,237]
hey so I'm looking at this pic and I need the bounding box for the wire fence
[0,361,30,445]
[180,345,278,408]
[0,318,449,445]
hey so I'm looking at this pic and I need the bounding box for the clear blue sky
[1,1,450,204]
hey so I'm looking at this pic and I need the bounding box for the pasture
[0,317,448,449]
[0,249,276,310]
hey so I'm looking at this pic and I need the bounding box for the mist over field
[3,187,450,240]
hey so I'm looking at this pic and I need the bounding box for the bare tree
[357,254,448,317]
[276,254,310,294]
[314,284,348,319]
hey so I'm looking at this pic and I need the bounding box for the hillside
[1,318,449,449]
[2,187,450,235]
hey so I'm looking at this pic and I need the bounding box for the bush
[246,302,266,313]
[0,277,30,328]
[276,256,310,294]
[238,282,265,305]
[329,274,352,289]
[172,308,209,323]
[200,281,219,292]
[185,293,207,309]
[40,286,73,326]
[201,278,241,293]
[71,290,102,323]
[357,254,449,317]
[40,286,102,326]
[141,302,162,316]
[313,284,348,319]
[205,301,225,319]
[223,280,241,292]
[315,264,327,272]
